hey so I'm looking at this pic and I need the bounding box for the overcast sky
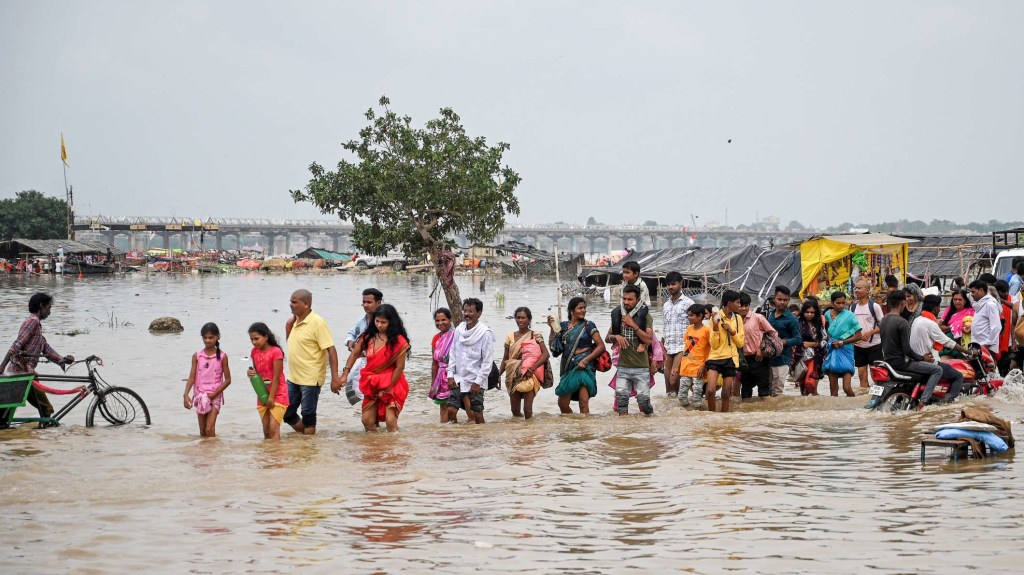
[2,1,1021,228]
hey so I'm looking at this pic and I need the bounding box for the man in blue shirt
[342,288,382,403]
[1009,262,1024,299]
[765,286,801,397]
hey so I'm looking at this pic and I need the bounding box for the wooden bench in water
[920,438,988,461]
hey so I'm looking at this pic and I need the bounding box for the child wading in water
[183,322,232,437]
[247,322,287,440]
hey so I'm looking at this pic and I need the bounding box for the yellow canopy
[799,234,915,297]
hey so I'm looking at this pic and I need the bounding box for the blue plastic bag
[822,343,855,375]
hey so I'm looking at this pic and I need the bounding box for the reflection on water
[1,273,1023,574]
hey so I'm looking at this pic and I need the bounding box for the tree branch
[422,208,464,219]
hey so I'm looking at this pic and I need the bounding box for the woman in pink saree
[939,289,975,343]
[500,307,549,420]
[347,304,410,432]
[429,308,455,423]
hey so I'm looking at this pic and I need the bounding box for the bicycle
[0,355,151,428]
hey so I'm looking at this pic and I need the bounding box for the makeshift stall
[904,235,991,289]
[798,234,915,298]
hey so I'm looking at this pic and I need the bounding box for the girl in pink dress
[247,322,287,440]
[183,323,232,437]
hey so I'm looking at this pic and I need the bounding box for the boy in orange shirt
[678,304,710,408]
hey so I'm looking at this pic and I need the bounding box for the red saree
[359,335,410,419]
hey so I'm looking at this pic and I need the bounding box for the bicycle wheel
[883,392,915,413]
[86,387,152,427]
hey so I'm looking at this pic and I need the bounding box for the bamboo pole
[553,244,563,323]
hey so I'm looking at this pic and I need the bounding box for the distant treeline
[822,219,1024,235]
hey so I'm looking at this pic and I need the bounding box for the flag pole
[61,133,74,240]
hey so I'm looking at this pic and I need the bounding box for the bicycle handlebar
[75,355,103,367]
[19,353,102,368]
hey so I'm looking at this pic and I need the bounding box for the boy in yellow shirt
[678,304,710,408]
[705,290,745,412]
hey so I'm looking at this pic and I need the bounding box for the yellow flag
[61,134,68,167]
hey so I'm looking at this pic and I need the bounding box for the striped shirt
[662,294,695,354]
[7,315,62,374]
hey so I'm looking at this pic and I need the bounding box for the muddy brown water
[1,273,1022,574]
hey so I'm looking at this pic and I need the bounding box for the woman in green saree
[547,297,606,414]
[823,291,863,397]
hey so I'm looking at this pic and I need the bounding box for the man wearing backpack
[851,279,884,390]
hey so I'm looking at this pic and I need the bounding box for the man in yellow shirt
[705,290,745,412]
[283,289,340,435]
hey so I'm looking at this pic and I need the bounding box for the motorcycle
[864,344,1003,412]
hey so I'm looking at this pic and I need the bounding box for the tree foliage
[0,190,68,241]
[291,96,521,322]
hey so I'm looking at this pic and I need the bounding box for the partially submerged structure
[0,238,123,274]
[294,247,352,266]
[492,241,585,277]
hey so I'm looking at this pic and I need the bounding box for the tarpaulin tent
[582,245,801,303]
[295,248,352,263]
[798,234,915,297]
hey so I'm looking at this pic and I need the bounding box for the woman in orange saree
[500,307,549,420]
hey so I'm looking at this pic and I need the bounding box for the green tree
[786,220,805,231]
[291,96,521,323]
[586,216,599,226]
[0,190,68,241]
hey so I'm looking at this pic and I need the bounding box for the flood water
[1,272,1022,574]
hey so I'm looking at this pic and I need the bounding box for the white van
[991,229,1024,281]
[993,249,1024,281]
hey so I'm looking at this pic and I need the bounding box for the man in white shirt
[969,279,1002,356]
[910,295,973,405]
[850,279,884,390]
[446,298,494,424]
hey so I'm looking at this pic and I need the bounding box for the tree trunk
[430,246,464,325]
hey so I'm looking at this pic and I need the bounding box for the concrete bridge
[72,216,810,255]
